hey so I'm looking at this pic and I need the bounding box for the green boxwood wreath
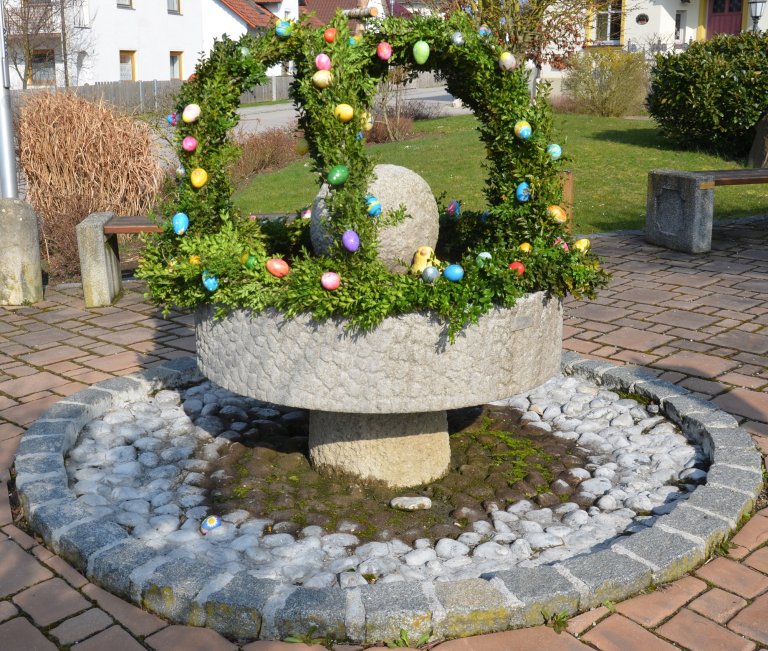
[137,10,609,341]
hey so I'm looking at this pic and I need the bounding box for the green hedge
[647,32,768,159]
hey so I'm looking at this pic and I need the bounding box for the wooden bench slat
[705,169,768,186]
[104,215,162,234]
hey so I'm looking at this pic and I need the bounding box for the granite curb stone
[13,355,764,644]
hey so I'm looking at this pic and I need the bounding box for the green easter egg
[413,40,430,65]
[327,164,349,186]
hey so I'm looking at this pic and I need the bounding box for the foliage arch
[139,10,607,338]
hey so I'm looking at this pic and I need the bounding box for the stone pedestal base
[309,410,450,487]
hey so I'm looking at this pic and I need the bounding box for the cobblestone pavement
[2,218,768,650]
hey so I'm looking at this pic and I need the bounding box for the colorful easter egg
[190,168,208,188]
[443,264,464,282]
[182,103,201,123]
[476,251,492,267]
[509,260,525,275]
[422,265,440,283]
[480,210,489,221]
[515,181,531,202]
[547,205,568,223]
[362,111,374,131]
[348,35,360,45]
[499,52,517,71]
[202,272,219,292]
[573,238,591,253]
[244,255,258,270]
[171,212,189,234]
[321,271,340,290]
[554,237,570,251]
[478,25,492,36]
[447,199,460,219]
[315,53,331,70]
[327,165,349,186]
[239,46,250,58]
[295,138,309,155]
[266,258,290,277]
[365,195,382,217]
[413,40,430,64]
[182,136,198,152]
[451,31,465,46]
[546,143,562,160]
[356,131,364,140]
[187,73,196,81]
[312,69,332,88]
[200,515,222,534]
[377,41,393,61]
[188,255,201,265]
[514,120,532,140]
[301,207,311,219]
[166,113,177,126]
[334,103,354,122]
[275,20,293,38]
[519,242,532,253]
[341,229,360,252]
[324,27,337,43]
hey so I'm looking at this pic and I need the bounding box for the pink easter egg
[321,271,340,290]
[377,42,393,61]
[315,53,331,70]
[182,136,198,152]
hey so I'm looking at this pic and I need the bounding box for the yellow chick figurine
[410,246,439,275]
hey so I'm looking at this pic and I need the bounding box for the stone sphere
[310,164,438,273]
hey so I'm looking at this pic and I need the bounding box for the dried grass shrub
[229,125,301,190]
[18,92,164,279]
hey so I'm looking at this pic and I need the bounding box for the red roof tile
[218,0,275,29]
[301,0,360,27]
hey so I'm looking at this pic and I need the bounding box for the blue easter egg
[422,265,440,283]
[514,120,532,140]
[200,515,222,533]
[451,31,465,46]
[480,210,490,221]
[356,131,364,141]
[476,251,492,267]
[478,25,492,36]
[546,143,562,160]
[443,264,464,282]
[366,195,382,217]
[202,271,219,292]
[166,113,177,126]
[276,20,292,38]
[447,199,461,219]
[342,229,360,252]
[515,181,531,202]
[172,212,189,235]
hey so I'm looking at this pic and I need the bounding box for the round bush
[647,32,768,159]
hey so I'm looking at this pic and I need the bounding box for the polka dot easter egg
[200,515,222,534]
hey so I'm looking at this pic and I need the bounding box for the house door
[708,0,743,36]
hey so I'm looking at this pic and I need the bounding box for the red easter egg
[377,42,393,61]
[324,28,337,43]
[509,261,525,276]
[266,258,290,278]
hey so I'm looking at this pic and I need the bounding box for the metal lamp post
[749,0,766,32]
[0,2,18,198]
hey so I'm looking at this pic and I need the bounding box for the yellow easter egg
[518,242,532,253]
[573,238,591,253]
[312,69,332,89]
[295,138,309,155]
[334,103,354,123]
[190,168,208,188]
[547,205,568,223]
[361,111,374,131]
[189,255,201,265]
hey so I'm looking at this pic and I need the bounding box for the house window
[117,0,132,8]
[593,1,622,44]
[167,0,180,13]
[29,49,55,86]
[119,50,135,81]
[169,52,182,79]
[675,11,686,42]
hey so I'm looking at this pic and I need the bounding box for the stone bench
[645,168,768,253]
[76,212,292,308]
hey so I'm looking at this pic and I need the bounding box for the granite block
[273,587,347,641]
[433,579,511,638]
[57,520,128,571]
[141,557,220,625]
[88,540,163,598]
[204,573,277,640]
[359,582,432,644]
[613,529,705,582]
[490,566,580,626]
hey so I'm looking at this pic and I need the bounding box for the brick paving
[2,218,768,649]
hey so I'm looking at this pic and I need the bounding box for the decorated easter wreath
[138,10,609,340]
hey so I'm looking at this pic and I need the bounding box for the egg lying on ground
[190,168,208,188]
[342,229,360,252]
[422,265,440,283]
[182,136,197,152]
[266,258,290,277]
[200,515,222,534]
[321,272,340,290]
[443,264,464,282]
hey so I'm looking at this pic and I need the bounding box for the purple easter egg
[342,229,360,252]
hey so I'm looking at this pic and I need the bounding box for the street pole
[0,2,18,199]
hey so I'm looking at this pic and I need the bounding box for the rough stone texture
[645,169,714,254]
[15,354,764,644]
[57,520,129,571]
[309,410,449,487]
[311,164,439,273]
[196,293,563,414]
[748,114,768,168]
[0,199,43,305]
[76,212,122,308]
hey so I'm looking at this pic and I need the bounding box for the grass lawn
[233,113,768,233]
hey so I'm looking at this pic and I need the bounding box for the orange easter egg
[266,258,290,278]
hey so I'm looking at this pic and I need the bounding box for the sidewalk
[1,218,768,650]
